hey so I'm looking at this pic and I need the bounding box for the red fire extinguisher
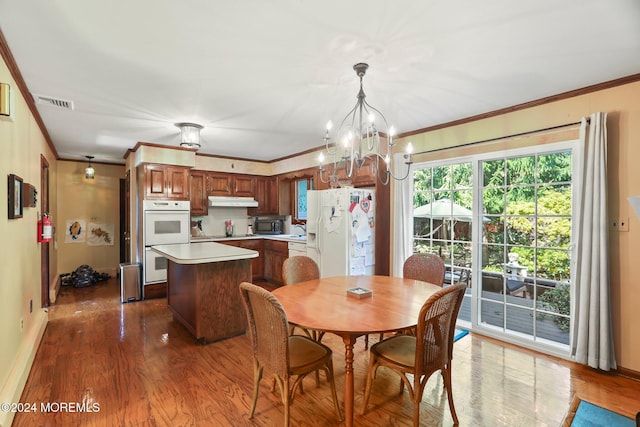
[38,213,52,243]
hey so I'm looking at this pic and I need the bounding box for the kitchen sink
[277,234,307,242]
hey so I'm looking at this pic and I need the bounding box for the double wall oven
[143,200,190,287]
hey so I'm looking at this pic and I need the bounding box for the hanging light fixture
[175,122,203,149]
[319,63,413,187]
[85,156,95,179]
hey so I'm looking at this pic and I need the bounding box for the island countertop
[151,242,258,265]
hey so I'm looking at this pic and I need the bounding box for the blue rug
[454,329,468,342]
[567,398,635,427]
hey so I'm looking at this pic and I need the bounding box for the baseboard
[0,308,48,427]
[49,274,61,304]
[617,366,640,381]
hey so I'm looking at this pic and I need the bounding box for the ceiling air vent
[32,94,75,110]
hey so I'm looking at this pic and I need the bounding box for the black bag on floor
[72,264,97,288]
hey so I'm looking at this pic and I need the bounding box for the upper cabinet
[144,164,190,200]
[315,160,377,190]
[206,172,255,197]
[189,171,207,216]
[250,176,279,216]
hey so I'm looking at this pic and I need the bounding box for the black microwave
[255,218,284,235]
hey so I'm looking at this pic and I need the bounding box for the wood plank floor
[13,278,640,426]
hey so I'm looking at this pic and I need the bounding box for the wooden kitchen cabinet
[222,239,264,280]
[189,170,207,216]
[144,164,190,200]
[206,172,255,197]
[316,160,377,190]
[263,239,288,285]
[250,176,279,215]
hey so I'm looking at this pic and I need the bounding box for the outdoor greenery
[537,282,571,331]
[413,152,572,278]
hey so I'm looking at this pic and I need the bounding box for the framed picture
[8,174,23,219]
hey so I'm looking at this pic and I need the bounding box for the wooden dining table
[271,275,442,427]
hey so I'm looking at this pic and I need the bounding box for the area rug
[454,329,468,342]
[562,396,636,427]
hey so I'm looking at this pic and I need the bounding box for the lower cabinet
[219,238,288,285]
[263,239,289,285]
[221,239,264,281]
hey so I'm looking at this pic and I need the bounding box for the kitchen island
[151,242,258,343]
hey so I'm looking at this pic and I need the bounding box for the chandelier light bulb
[326,121,333,131]
[368,112,375,123]
[389,125,396,137]
[318,152,325,164]
[406,142,413,154]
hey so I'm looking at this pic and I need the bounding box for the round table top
[271,275,442,335]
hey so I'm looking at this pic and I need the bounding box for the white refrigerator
[306,188,375,278]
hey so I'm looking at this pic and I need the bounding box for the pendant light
[85,156,95,179]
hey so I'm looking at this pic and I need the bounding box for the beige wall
[395,81,640,373]
[0,57,58,426]
[56,161,124,277]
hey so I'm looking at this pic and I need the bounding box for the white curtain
[392,153,413,276]
[571,112,616,370]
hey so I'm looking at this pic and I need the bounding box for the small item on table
[346,287,373,299]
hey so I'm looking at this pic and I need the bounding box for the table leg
[341,334,357,427]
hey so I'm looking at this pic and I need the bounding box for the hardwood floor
[13,278,640,426]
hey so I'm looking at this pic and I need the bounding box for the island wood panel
[167,258,251,343]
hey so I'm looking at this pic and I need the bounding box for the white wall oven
[143,200,190,286]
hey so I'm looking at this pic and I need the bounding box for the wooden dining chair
[239,282,342,427]
[403,253,446,286]
[361,283,467,426]
[368,253,447,348]
[282,256,324,342]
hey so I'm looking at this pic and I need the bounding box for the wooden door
[119,170,131,263]
[206,173,233,196]
[40,155,50,307]
[144,164,167,199]
[234,175,255,197]
[189,171,207,215]
[165,166,189,199]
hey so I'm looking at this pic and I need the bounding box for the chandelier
[318,63,413,187]
[175,122,203,149]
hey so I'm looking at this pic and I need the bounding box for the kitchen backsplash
[192,207,251,237]
[192,208,292,237]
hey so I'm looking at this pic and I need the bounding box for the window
[293,177,313,223]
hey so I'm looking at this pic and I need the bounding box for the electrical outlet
[619,217,629,232]
[20,318,23,331]
[612,219,618,230]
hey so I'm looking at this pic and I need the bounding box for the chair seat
[371,335,416,370]
[288,335,331,373]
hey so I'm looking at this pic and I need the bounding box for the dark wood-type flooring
[13,278,640,426]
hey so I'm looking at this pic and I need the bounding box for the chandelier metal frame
[318,63,412,187]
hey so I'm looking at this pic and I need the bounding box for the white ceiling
[1,1,640,164]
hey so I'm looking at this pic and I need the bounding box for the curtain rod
[415,118,588,155]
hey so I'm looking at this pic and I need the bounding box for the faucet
[291,224,306,236]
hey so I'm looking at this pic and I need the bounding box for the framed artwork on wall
[8,174,23,219]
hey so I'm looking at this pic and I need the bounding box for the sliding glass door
[410,142,576,354]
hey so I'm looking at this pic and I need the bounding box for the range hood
[208,196,258,208]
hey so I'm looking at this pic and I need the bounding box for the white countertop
[190,234,307,243]
[151,242,259,265]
